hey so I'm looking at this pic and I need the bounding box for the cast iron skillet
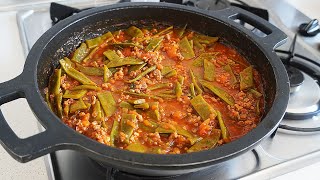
[0,2,289,176]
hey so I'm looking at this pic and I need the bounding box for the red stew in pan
[46,24,264,154]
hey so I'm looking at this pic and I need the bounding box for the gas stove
[12,0,320,179]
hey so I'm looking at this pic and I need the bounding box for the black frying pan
[0,2,289,176]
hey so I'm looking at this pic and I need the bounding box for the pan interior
[36,6,276,127]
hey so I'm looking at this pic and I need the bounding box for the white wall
[285,0,320,19]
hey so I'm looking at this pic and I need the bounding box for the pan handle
[213,6,287,49]
[0,74,66,162]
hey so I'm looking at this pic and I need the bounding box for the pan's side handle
[213,7,288,49]
[0,74,65,162]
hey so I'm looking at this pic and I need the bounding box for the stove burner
[285,71,320,119]
[274,34,320,131]
[285,66,304,93]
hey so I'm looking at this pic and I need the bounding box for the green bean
[148,83,171,91]
[59,59,96,85]
[240,66,253,90]
[119,101,135,110]
[128,65,157,83]
[126,26,144,38]
[223,64,237,84]
[151,147,162,154]
[154,26,173,36]
[112,42,143,49]
[190,69,203,95]
[112,30,121,37]
[148,102,160,121]
[200,80,235,106]
[71,85,102,91]
[139,120,159,133]
[55,93,63,118]
[158,90,174,94]
[193,34,219,44]
[45,91,53,111]
[71,43,89,63]
[124,91,160,100]
[192,52,218,67]
[128,63,147,73]
[126,143,147,153]
[217,111,229,140]
[249,89,262,98]
[83,47,99,63]
[49,68,61,96]
[189,40,193,49]
[76,64,104,76]
[134,103,150,110]
[193,40,205,51]
[85,102,91,111]
[155,123,176,134]
[100,31,114,42]
[187,129,221,153]
[70,99,87,113]
[109,67,118,74]
[178,75,184,85]
[153,90,173,95]
[107,57,144,68]
[64,57,75,68]
[63,102,69,117]
[103,65,113,83]
[256,101,260,115]
[103,50,121,62]
[161,66,173,76]
[146,37,163,51]
[190,95,216,121]
[179,37,195,59]
[156,93,176,99]
[128,99,146,105]
[175,82,183,98]
[190,83,196,98]
[86,31,113,48]
[110,120,119,146]
[97,91,116,117]
[86,37,101,49]
[63,89,87,99]
[165,69,177,77]
[121,113,137,143]
[100,109,106,128]
[156,126,174,134]
[203,59,215,81]
[92,100,102,121]
[177,24,187,38]
[175,125,200,145]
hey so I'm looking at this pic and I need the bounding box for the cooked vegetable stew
[46,24,264,154]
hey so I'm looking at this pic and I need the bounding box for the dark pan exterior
[0,3,289,176]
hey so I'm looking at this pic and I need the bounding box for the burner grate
[275,34,320,131]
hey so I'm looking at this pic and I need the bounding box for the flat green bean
[97,91,116,117]
[179,37,195,59]
[200,80,235,106]
[59,59,96,85]
[71,43,89,63]
[190,94,216,121]
[128,65,156,83]
[63,89,87,99]
[240,66,253,90]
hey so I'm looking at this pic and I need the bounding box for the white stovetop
[0,1,319,179]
